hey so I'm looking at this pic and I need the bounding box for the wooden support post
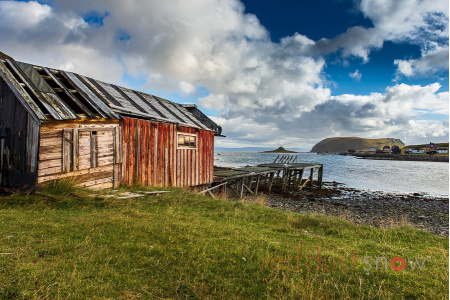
[287,170,292,189]
[262,173,268,191]
[255,174,260,195]
[296,169,303,191]
[293,170,297,190]
[248,175,253,190]
[309,168,314,191]
[282,170,289,193]
[298,169,303,190]
[240,178,244,199]
[318,165,323,189]
[268,172,275,194]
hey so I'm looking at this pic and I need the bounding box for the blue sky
[0,0,448,149]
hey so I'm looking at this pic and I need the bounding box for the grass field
[0,182,448,299]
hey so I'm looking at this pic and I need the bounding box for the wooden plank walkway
[202,155,323,198]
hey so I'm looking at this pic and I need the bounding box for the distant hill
[215,147,310,152]
[262,146,297,153]
[0,51,13,60]
[402,142,449,149]
[310,137,405,153]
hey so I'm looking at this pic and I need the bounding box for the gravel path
[266,182,449,236]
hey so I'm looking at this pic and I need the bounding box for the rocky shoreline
[266,182,449,236]
[353,153,449,162]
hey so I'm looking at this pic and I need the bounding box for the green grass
[0,182,448,299]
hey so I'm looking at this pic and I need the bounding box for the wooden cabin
[391,145,401,154]
[0,59,221,190]
[425,142,437,154]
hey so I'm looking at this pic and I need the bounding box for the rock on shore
[266,182,449,236]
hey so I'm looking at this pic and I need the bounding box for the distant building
[426,142,438,154]
[348,149,356,154]
[368,147,378,152]
[407,148,424,154]
[382,146,391,153]
[391,145,401,154]
[437,149,448,154]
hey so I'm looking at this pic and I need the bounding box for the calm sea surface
[214,152,449,197]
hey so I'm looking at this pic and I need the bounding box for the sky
[0,0,448,150]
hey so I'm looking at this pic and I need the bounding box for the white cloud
[0,1,51,28]
[395,46,449,78]
[349,69,362,81]
[310,0,448,62]
[214,83,448,149]
[0,0,448,149]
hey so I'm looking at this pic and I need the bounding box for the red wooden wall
[120,117,214,187]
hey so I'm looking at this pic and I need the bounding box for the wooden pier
[200,155,323,199]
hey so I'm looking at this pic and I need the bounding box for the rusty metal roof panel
[154,96,208,129]
[6,60,70,120]
[63,72,120,119]
[0,60,45,121]
[171,102,210,130]
[0,60,218,130]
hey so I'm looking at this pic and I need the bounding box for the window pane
[178,134,196,148]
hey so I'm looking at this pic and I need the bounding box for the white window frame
[177,133,197,150]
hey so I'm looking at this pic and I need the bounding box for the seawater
[214,152,449,197]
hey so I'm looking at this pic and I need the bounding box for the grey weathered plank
[26,115,39,173]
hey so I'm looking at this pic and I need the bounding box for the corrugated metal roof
[0,59,214,131]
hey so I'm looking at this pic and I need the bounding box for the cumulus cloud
[211,83,448,149]
[395,46,449,78]
[0,0,448,149]
[310,0,448,62]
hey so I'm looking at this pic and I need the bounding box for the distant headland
[261,146,297,153]
[310,137,404,153]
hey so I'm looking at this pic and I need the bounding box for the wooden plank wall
[121,117,214,187]
[0,77,38,189]
[37,120,121,190]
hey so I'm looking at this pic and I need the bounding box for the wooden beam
[299,168,319,191]
[318,165,323,189]
[255,174,260,195]
[199,181,227,194]
[243,183,254,194]
[268,172,275,194]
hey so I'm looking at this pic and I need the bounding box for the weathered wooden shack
[0,59,221,190]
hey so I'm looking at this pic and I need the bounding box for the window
[177,133,196,149]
